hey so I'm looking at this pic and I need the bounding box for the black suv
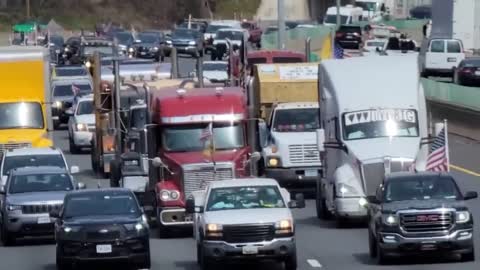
[50,188,150,269]
[335,25,363,49]
[367,172,477,264]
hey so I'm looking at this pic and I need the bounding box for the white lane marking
[307,259,322,268]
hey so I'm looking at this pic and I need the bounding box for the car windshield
[3,154,66,175]
[0,102,44,129]
[162,123,245,152]
[325,15,348,24]
[203,62,228,71]
[343,109,419,140]
[137,34,157,43]
[273,108,320,132]
[55,67,87,77]
[115,32,133,43]
[384,176,461,202]
[63,193,140,218]
[84,46,113,56]
[53,84,90,97]
[9,173,73,194]
[173,29,197,39]
[217,30,243,40]
[206,24,231,33]
[76,100,93,115]
[206,185,286,211]
[463,60,480,67]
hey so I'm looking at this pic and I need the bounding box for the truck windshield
[162,123,245,152]
[384,176,461,202]
[206,185,285,211]
[55,67,88,77]
[9,173,73,194]
[0,102,44,129]
[54,84,91,97]
[273,108,320,132]
[63,193,140,218]
[342,109,419,140]
[3,154,66,175]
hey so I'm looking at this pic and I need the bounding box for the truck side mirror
[316,129,325,152]
[1,175,7,185]
[249,152,261,164]
[76,182,86,190]
[464,191,478,200]
[152,157,163,168]
[185,197,196,214]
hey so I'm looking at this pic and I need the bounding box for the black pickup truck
[366,172,477,264]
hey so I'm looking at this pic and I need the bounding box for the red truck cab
[150,86,255,237]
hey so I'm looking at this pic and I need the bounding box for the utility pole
[26,0,30,19]
[277,0,286,50]
[336,0,341,29]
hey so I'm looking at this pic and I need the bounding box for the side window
[447,40,462,53]
[429,40,445,53]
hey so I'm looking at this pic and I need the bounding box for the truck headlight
[275,219,293,236]
[53,101,62,108]
[76,123,87,131]
[128,47,134,52]
[152,47,159,51]
[382,214,398,226]
[456,211,470,224]
[188,41,196,45]
[336,183,358,197]
[7,204,21,211]
[159,189,180,201]
[206,223,223,238]
[267,156,281,167]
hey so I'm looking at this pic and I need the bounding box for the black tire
[53,120,60,130]
[211,51,217,61]
[368,230,377,258]
[156,209,171,239]
[56,245,71,270]
[137,253,151,269]
[1,222,15,246]
[200,254,215,270]
[69,138,81,154]
[376,239,388,265]
[285,254,298,270]
[460,248,475,262]
[336,216,348,228]
[316,183,332,220]
[196,243,202,265]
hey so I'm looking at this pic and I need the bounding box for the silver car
[0,166,85,246]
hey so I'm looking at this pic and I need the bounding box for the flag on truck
[333,43,352,59]
[426,122,449,172]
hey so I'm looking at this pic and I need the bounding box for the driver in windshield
[258,189,279,208]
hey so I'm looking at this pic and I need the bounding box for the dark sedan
[132,32,165,62]
[51,188,150,270]
[335,25,363,50]
[165,28,204,58]
[454,57,480,86]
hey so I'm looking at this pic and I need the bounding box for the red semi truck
[148,84,260,237]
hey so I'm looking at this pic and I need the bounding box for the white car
[204,20,242,41]
[186,178,305,270]
[213,28,249,47]
[0,147,78,186]
[363,39,388,55]
[419,37,466,77]
[68,95,95,154]
[200,61,229,83]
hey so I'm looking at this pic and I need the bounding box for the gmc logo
[416,215,439,222]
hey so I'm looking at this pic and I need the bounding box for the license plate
[305,169,318,177]
[37,216,51,224]
[447,57,457,62]
[242,245,258,255]
[420,244,437,251]
[96,244,112,254]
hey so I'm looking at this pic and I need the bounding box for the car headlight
[152,47,159,51]
[6,204,22,211]
[358,197,368,207]
[63,226,81,233]
[64,47,70,52]
[85,61,92,68]
[55,49,61,54]
[125,222,147,232]
[382,214,398,226]
[76,123,87,131]
[456,211,470,224]
[275,219,293,235]
[159,189,180,201]
[166,40,172,44]
[206,223,223,238]
[267,156,281,167]
[53,100,63,108]
[128,47,134,52]
[336,183,359,197]
[188,41,196,45]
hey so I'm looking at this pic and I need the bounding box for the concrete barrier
[422,78,480,112]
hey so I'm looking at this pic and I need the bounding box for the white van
[355,0,385,21]
[324,5,363,26]
[419,37,465,77]
[316,56,435,226]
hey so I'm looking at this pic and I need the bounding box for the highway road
[1,59,479,270]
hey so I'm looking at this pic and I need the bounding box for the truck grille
[22,204,62,214]
[183,165,233,198]
[86,230,121,241]
[400,212,453,233]
[223,224,275,243]
[288,144,320,164]
[362,159,413,196]
[0,142,32,153]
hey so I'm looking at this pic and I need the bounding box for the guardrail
[422,78,480,112]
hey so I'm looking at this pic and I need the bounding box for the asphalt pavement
[1,58,480,269]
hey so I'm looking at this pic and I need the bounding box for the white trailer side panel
[453,0,478,50]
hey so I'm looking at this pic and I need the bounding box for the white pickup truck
[186,178,305,270]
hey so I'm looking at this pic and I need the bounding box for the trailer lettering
[345,109,417,126]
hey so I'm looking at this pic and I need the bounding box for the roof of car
[11,166,69,175]
[203,61,228,65]
[4,147,63,157]
[66,188,133,197]
[209,178,280,189]
[52,78,92,86]
[385,171,451,181]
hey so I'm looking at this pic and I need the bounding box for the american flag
[425,127,449,171]
[200,122,213,141]
[333,43,352,59]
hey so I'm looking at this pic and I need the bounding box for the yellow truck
[248,62,322,192]
[0,46,53,153]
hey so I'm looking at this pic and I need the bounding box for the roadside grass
[214,0,261,19]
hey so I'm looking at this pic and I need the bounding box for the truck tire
[284,254,298,270]
[53,119,60,130]
[109,159,121,188]
[1,223,15,246]
[368,230,377,258]
[376,239,389,265]
[316,182,332,220]
[461,248,475,262]
[56,245,71,270]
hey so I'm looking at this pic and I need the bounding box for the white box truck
[315,56,438,227]
[452,0,480,51]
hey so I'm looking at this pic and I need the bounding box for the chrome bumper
[202,238,296,260]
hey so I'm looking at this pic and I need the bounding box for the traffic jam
[0,2,479,270]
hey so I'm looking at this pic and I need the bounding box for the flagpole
[444,119,450,172]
